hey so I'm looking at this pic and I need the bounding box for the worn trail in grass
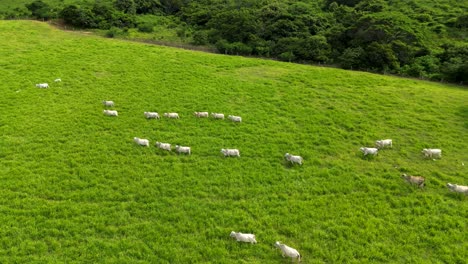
[0,21,467,263]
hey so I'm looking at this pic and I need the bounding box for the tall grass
[0,21,467,263]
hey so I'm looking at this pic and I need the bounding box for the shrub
[339,47,365,69]
[215,40,252,55]
[215,39,230,54]
[400,55,440,79]
[192,31,208,45]
[230,42,253,55]
[111,11,136,28]
[59,5,96,28]
[106,27,123,38]
[26,0,53,20]
[176,26,189,39]
[278,51,296,62]
[137,22,154,32]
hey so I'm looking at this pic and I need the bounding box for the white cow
[360,147,378,156]
[35,83,49,88]
[194,111,209,118]
[155,142,171,151]
[175,145,191,155]
[103,110,118,116]
[422,148,442,158]
[54,78,61,82]
[228,115,242,122]
[134,137,149,147]
[401,174,425,188]
[164,112,179,119]
[144,112,160,119]
[446,183,468,194]
[102,101,115,107]
[221,148,240,157]
[284,153,303,165]
[375,139,392,149]
[230,231,257,244]
[211,113,224,119]
[274,241,301,262]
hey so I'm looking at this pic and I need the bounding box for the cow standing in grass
[422,148,442,159]
[401,174,425,188]
[375,139,392,149]
[285,153,303,165]
[360,147,378,156]
[274,241,301,262]
[446,183,468,194]
[230,231,257,244]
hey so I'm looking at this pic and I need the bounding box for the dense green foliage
[1,20,467,263]
[1,0,468,83]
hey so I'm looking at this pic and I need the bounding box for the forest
[3,0,468,84]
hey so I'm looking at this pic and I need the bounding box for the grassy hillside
[0,20,467,263]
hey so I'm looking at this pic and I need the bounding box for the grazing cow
[164,112,179,119]
[230,231,257,244]
[102,101,115,107]
[274,242,301,262]
[155,142,171,151]
[221,148,240,157]
[35,83,49,88]
[422,148,442,159]
[359,147,378,156]
[211,113,224,119]
[284,153,303,165]
[375,139,392,149]
[144,112,160,119]
[175,145,191,155]
[194,111,209,118]
[401,174,425,188]
[103,110,118,116]
[446,183,468,194]
[228,115,242,122]
[134,137,149,147]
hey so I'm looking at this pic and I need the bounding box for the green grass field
[0,20,467,263]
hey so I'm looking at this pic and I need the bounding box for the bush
[230,42,253,55]
[176,26,190,39]
[215,39,229,54]
[251,39,273,57]
[215,40,252,55]
[111,11,136,28]
[26,0,53,20]
[278,51,296,62]
[4,7,30,19]
[106,27,123,38]
[400,55,440,79]
[441,58,468,84]
[455,14,468,29]
[339,47,365,69]
[60,5,97,28]
[192,31,208,45]
[137,22,154,32]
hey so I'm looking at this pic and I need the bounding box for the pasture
[0,20,467,263]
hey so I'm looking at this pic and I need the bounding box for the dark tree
[208,8,259,43]
[115,0,136,15]
[26,0,52,20]
[59,5,96,28]
[134,0,161,14]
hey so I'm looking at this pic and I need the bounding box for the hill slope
[0,21,467,263]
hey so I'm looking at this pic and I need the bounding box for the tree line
[8,0,468,84]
